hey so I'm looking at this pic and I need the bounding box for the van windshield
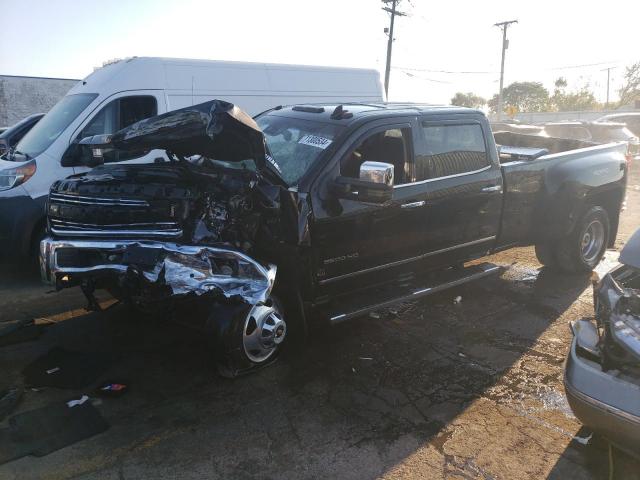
[15,93,98,158]
[255,113,343,185]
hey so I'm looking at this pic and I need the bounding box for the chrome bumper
[39,237,276,303]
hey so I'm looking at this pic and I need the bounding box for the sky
[1,0,638,105]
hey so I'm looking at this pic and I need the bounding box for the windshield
[15,93,98,158]
[255,114,344,185]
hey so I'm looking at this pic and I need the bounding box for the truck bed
[494,131,629,248]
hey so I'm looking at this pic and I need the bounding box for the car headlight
[0,159,36,191]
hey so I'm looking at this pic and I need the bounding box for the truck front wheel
[554,206,610,273]
[213,297,287,378]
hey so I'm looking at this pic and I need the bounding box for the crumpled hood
[86,100,267,169]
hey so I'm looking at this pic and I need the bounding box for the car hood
[83,100,268,171]
[620,228,640,269]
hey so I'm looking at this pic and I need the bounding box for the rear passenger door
[413,117,503,265]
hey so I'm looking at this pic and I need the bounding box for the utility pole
[601,67,614,109]
[494,20,518,120]
[382,0,407,99]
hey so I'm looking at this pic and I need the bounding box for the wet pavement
[0,161,639,479]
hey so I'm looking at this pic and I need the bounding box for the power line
[399,70,452,84]
[394,66,498,74]
[382,0,408,98]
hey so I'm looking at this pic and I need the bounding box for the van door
[68,91,166,173]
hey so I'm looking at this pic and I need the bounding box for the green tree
[550,77,599,111]
[488,81,550,114]
[618,61,640,107]
[450,92,486,109]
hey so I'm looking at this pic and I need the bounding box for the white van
[0,57,383,257]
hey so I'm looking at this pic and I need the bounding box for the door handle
[401,200,426,209]
[481,185,502,193]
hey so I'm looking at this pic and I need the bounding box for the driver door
[312,117,429,295]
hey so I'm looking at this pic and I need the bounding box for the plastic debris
[359,357,373,361]
[453,296,462,304]
[96,382,129,397]
[573,432,593,445]
[369,312,381,319]
[46,367,60,375]
[67,395,89,408]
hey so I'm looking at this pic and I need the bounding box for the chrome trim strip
[51,227,182,238]
[401,200,426,209]
[51,220,179,228]
[394,165,492,189]
[319,236,496,285]
[412,287,432,295]
[50,192,149,206]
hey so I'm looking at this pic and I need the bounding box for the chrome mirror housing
[359,161,394,187]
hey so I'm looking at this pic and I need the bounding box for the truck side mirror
[333,161,394,204]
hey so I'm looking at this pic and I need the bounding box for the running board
[328,263,503,324]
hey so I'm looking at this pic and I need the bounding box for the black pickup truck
[40,100,629,376]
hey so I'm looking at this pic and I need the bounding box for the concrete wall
[0,75,79,127]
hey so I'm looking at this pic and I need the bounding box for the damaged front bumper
[564,319,640,457]
[40,237,276,304]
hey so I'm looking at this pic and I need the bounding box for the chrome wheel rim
[242,303,286,363]
[581,220,605,263]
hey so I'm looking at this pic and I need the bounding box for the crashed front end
[40,240,276,305]
[564,229,640,457]
[39,100,298,375]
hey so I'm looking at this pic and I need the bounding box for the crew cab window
[341,128,412,185]
[78,96,157,162]
[417,123,489,180]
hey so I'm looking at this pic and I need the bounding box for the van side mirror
[333,161,394,204]
[79,134,115,167]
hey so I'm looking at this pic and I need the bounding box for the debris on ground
[96,382,128,398]
[0,400,109,465]
[0,388,23,422]
[23,347,112,389]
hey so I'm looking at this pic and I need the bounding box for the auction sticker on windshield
[298,134,332,149]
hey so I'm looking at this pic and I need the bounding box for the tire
[214,296,287,378]
[554,206,610,273]
[534,242,557,267]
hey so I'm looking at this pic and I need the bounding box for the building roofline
[0,74,80,82]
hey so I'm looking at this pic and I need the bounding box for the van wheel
[555,206,609,273]
[534,243,557,267]
[215,297,287,378]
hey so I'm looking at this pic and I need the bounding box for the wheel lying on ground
[553,205,610,273]
[213,297,287,378]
